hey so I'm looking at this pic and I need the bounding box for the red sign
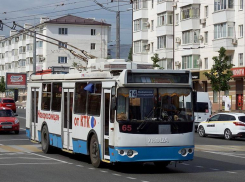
[231,67,245,77]
[6,73,27,89]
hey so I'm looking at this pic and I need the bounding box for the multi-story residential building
[0,15,111,101]
[133,0,244,111]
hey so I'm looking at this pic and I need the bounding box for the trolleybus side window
[87,83,102,116]
[51,83,62,112]
[41,83,51,110]
[74,82,87,114]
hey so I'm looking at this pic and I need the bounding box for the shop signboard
[6,73,27,89]
[231,67,245,77]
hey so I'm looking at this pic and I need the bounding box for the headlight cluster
[116,149,138,158]
[15,119,19,124]
[178,148,194,157]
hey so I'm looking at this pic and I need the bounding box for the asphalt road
[0,109,245,182]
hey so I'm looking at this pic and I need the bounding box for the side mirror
[14,113,18,116]
[111,96,117,110]
[206,118,209,122]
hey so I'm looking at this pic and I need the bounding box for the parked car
[198,113,245,140]
[0,107,19,134]
[0,98,16,113]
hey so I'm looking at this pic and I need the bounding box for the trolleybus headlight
[188,148,193,154]
[180,148,187,156]
[119,150,125,155]
[127,150,134,157]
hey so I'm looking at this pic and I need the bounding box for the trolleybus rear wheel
[90,135,102,168]
[41,125,52,153]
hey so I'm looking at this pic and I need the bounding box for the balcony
[26,51,33,58]
[133,30,148,41]
[133,9,148,20]
[19,53,26,60]
[25,64,33,72]
[36,48,43,55]
[178,0,200,7]
[212,38,236,51]
[213,10,235,24]
[156,26,173,37]
[155,48,173,59]
[25,38,33,45]
[156,1,174,14]
[11,55,19,62]
[180,18,200,31]
[18,67,26,72]
[18,40,26,47]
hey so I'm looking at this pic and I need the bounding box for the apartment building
[133,0,244,111]
[0,15,111,100]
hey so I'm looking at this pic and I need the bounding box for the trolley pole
[33,30,36,74]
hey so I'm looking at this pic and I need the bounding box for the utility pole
[173,0,175,70]
[33,29,36,74]
[116,0,120,59]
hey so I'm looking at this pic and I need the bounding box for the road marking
[210,168,220,171]
[0,157,50,160]
[67,163,73,165]
[196,166,204,168]
[0,162,62,166]
[0,145,22,152]
[100,170,108,173]
[202,150,245,159]
[127,177,136,180]
[17,116,26,119]
[88,168,95,170]
[181,163,190,165]
[27,152,69,164]
[0,139,29,141]
[112,173,121,176]
[227,171,237,174]
[76,165,84,167]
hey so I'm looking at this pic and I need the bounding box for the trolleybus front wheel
[89,135,102,168]
[41,125,52,154]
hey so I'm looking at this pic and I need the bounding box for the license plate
[6,105,12,106]
[2,126,12,129]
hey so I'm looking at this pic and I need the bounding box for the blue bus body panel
[109,145,194,162]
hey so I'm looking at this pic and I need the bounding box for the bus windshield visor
[117,88,193,122]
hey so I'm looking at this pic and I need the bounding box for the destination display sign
[129,90,154,98]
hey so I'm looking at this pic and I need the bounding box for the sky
[0,0,132,45]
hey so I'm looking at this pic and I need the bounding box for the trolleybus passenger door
[103,89,111,160]
[31,88,39,141]
[63,89,74,150]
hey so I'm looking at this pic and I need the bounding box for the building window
[91,43,96,50]
[176,13,179,25]
[213,91,218,103]
[214,0,234,11]
[91,29,96,36]
[181,5,200,20]
[58,57,67,64]
[58,28,68,35]
[133,0,148,10]
[134,18,148,31]
[133,40,148,53]
[134,41,141,53]
[205,58,208,69]
[227,55,232,65]
[26,44,33,51]
[239,25,243,37]
[18,59,26,67]
[157,36,166,49]
[159,59,173,70]
[214,23,235,39]
[239,53,243,66]
[182,55,200,69]
[204,32,208,44]
[205,6,209,17]
[58,41,67,48]
[240,0,244,10]
[37,41,43,48]
[157,12,173,26]
[182,30,200,44]
[151,20,154,31]
[19,46,26,54]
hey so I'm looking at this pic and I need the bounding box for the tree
[0,77,5,93]
[128,47,132,61]
[151,53,160,68]
[204,47,233,111]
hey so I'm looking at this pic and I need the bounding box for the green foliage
[0,77,6,93]
[203,47,233,110]
[128,47,132,61]
[151,53,160,68]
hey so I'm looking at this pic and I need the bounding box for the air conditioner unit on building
[232,39,237,45]
[175,37,181,43]
[197,59,202,66]
[144,22,150,27]
[200,18,206,24]
[175,61,180,66]
[39,56,45,62]
[199,35,203,40]
[144,44,150,50]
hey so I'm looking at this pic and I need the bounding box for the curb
[17,106,26,109]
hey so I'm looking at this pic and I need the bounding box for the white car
[198,113,245,140]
